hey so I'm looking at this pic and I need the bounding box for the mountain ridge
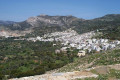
[0,14,120,37]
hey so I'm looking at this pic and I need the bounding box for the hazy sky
[0,0,120,22]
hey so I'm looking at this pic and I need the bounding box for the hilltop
[0,14,120,38]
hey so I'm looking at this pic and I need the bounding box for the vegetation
[95,26,120,40]
[58,49,120,72]
[77,69,120,80]
[72,14,120,34]
[0,38,78,79]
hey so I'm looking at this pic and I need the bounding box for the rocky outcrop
[26,15,80,27]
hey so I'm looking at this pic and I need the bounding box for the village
[24,29,120,56]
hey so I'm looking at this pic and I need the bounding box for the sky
[0,0,120,22]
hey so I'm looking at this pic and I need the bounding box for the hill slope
[1,14,120,37]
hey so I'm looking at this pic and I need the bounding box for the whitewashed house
[60,47,68,52]
[96,46,102,52]
[104,39,108,43]
[88,48,92,53]
[64,41,69,45]
[53,44,56,46]
[77,50,86,57]
[36,36,42,40]
[110,44,116,49]
[100,39,104,43]
[102,44,110,50]
[92,39,97,43]
[70,43,76,47]
[55,49,61,54]
[77,45,83,49]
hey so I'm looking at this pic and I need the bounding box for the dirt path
[9,71,98,80]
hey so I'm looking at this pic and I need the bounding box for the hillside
[47,48,120,80]
[72,14,120,34]
[1,14,120,38]
[56,48,120,72]
[9,48,120,80]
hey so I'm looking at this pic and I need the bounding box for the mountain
[0,20,15,30]
[0,20,15,25]
[0,15,83,37]
[72,14,120,34]
[5,15,81,31]
[95,14,120,21]
[0,14,120,37]
[26,15,80,27]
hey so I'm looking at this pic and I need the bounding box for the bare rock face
[0,29,32,37]
[26,15,80,27]
[26,17,38,26]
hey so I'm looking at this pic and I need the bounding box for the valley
[1,0,120,80]
[0,14,120,80]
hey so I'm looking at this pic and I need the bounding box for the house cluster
[26,29,77,42]
[27,36,54,42]
[64,39,120,52]
[59,38,120,57]
[27,29,95,42]
[21,29,120,55]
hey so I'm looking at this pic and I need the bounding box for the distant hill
[72,14,120,34]
[3,15,81,31]
[0,14,120,38]
[0,20,15,25]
